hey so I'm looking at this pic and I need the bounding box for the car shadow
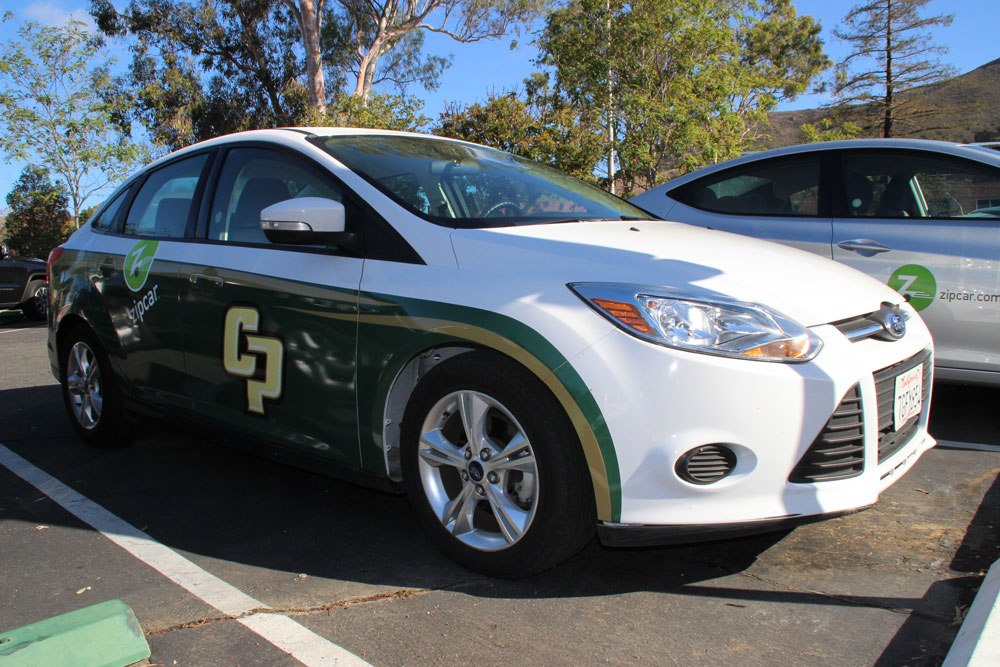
[2,383,794,598]
[0,313,44,330]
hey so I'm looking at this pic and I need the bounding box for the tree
[91,0,311,149]
[832,0,954,138]
[3,166,73,259]
[331,0,542,101]
[0,15,150,227]
[800,117,863,143]
[538,0,828,195]
[436,90,604,182]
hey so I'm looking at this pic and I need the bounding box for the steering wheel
[481,201,522,218]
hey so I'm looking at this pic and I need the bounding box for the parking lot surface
[2,316,998,665]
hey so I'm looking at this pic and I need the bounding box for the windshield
[312,134,650,228]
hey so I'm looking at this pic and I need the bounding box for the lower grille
[789,384,865,483]
[874,349,933,463]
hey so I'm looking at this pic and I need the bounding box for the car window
[672,155,821,217]
[841,152,1000,219]
[123,155,208,237]
[90,186,131,232]
[314,135,646,228]
[209,148,344,244]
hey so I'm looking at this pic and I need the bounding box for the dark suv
[0,244,48,320]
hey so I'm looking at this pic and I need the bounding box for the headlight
[569,283,823,363]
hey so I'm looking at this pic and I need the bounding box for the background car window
[123,155,207,237]
[841,152,1000,219]
[209,148,343,244]
[674,155,821,216]
[89,187,130,232]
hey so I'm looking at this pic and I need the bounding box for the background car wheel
[21,281,47,321]
[60,325,128,447]
[401,350,595,577]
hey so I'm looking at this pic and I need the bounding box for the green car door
[178,146,365,466]
[87,153,210,410]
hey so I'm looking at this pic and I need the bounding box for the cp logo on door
[223,305,284,416]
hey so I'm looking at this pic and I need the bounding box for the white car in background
[631,139,1000,386]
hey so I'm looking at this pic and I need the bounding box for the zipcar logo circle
[124,240,158,292]
[888,264,936,312]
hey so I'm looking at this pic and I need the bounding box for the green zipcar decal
[124,240,158,292]
[888,264,936,312]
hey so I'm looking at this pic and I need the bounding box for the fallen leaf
[34,525,49,531]
[915,488,930,494]
[75,586,92,595]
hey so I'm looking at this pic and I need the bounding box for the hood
[450,220,903,327]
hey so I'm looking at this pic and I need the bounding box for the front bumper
[569,310,935,528]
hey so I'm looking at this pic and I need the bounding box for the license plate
[893,365,923,429]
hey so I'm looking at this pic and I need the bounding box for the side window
[209,148,343,244]
[673,155,821,217]
[90,186,131,232]
[841,152,1000,219]
[123,154,208,237]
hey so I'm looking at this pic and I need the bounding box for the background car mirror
[260,197,354,248]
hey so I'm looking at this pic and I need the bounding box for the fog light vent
[676,445,737,485]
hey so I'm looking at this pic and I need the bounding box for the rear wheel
[401,351,595,577]
[61,326,128,447]
[21,281,47,321]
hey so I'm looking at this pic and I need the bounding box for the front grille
[874,349,933,463]
[789,384,865,483]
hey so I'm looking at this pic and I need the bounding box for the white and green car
[48,129,935,576]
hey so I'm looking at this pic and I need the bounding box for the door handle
[189,273,225,287]
[836,239,892,256]
[99,259,116,277]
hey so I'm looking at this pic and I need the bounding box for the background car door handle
[837,239,892,255]
[189,273,225,287]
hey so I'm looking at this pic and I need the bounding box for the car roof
[655,138,1000,193]
[124,127,496,189]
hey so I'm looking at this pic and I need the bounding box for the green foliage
[3,166,73,259]
[832,0,955,137]
[92,0,310,150]
[800,117,863,143]
[316,93,429,131]
[0,14,151,226]
[435,93,604,182]
[538,0,829,195]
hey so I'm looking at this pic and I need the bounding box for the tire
[21,281,48,321]
[401,350,595,577]
[60,325,129,447]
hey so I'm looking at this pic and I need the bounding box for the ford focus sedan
[48,129,935,576]
[630,139,1000,386]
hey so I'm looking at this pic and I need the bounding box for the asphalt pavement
[1,314,998,666]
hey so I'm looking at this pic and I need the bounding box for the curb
[944,558,1000,666]
[0,599,150,667]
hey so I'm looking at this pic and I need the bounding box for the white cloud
[22,2,97,30]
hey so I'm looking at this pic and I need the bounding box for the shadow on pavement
[1,382,788,598]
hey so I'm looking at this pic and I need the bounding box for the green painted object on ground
[0,599,150,666]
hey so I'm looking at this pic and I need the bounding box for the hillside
[764,57,1000,148]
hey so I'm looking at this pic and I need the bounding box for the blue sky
[1,0,997,212]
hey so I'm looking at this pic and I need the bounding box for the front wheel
[401,351,595,577]
[60,326,128,447]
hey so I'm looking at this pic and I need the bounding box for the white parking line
[0,444,370,667]
[936,440,1000,453]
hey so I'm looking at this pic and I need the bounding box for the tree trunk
[298,0,326,114]
[883,0,893,138]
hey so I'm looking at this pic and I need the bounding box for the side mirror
[260,197,355,247]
